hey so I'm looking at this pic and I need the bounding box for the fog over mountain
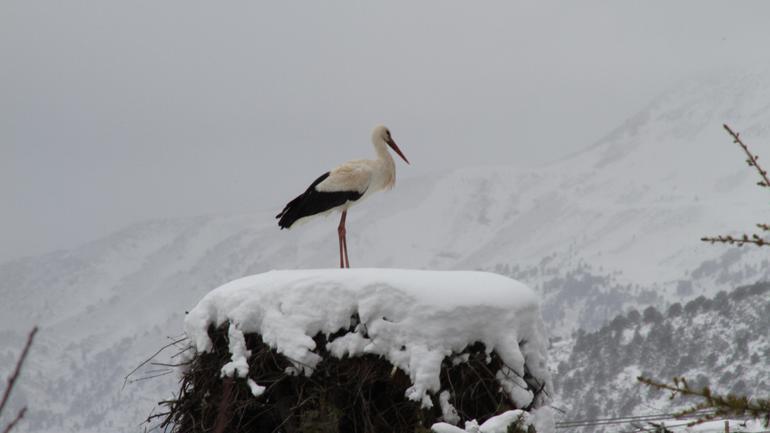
[4,1,770,263]
[2,68,770,432]
[5,2,770,432]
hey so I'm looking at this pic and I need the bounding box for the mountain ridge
[2,69,770,432]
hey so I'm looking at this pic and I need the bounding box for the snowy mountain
[2,69,770,432]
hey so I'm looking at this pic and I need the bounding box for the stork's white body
[315,141,397,209]
[276,125,409,268]
[286,155,393,228]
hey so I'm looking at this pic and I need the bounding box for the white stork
[276,125,409,268]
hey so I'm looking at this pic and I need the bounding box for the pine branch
[638,376,770,427]
[0,327,37,433]
[723,124,770,189]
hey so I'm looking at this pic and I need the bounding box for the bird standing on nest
[276,125,410,268]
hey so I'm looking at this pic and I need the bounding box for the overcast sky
[3,1,770,262]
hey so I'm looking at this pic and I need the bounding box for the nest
[159,317,546,433]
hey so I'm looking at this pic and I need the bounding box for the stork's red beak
[387,138,410,164]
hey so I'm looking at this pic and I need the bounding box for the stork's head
[372,124,409,164]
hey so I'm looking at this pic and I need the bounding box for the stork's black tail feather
[276,192,308,229]
[276,172,364,229]
[276,172,331,229]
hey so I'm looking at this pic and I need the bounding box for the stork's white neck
[373,137,393,161]
[372,137,396,190]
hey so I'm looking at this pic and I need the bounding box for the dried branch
[1,408,27,433]
[0,327,37,414]
[125,370,175,385]
[723,124,770,189]
[123,337,188,391]
[700,234,767,247]
[0,327,37,433]
[638,376,770,427]
[702,125,770,247]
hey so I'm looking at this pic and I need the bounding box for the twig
[723,124,770,189]
[0,327,38,416]
[638,376,770,427]
[126,370,175,384]
[123,337,188,391]
[701,234,767,247]
[150,361,191,368]
[1,408,27,433]
[702,125,770,247]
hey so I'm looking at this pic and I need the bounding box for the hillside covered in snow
[1,70,770,432]
[552,281,770,432]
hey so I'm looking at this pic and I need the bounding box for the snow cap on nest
[184,268,551,409]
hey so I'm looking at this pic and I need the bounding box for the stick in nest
[157,322,549,433]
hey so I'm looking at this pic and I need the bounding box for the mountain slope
[552,282,770,431]
[2,69,770,432]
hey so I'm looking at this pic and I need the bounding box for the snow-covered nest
[170,269,553,433]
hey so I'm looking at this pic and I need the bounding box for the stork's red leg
[342,231,350,268]
[338,210,348,268]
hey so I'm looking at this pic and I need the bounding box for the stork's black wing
[276,172,363,229]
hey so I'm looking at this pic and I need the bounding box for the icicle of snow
[220,323,250,378]
[439,390,460,425]
[246,378,265,397]
[496,367,534,408]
